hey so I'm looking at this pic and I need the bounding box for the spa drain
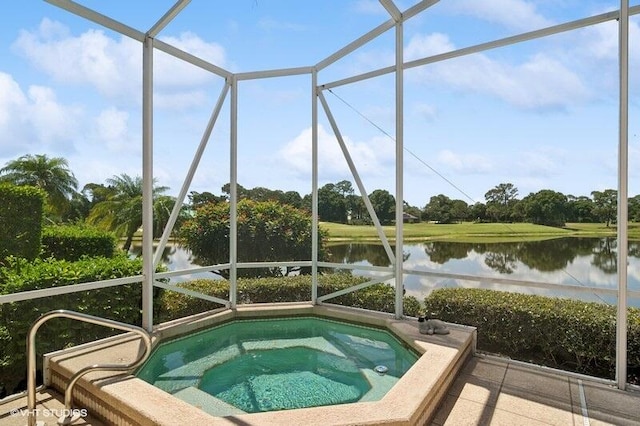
[374,365,388,375]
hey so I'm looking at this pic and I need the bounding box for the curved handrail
[26,309,152,426]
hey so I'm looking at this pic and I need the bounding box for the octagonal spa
[45,304,475,425]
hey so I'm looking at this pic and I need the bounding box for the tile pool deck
[431,356,640,426]
[1,303,639,425]
[3,357,639,425]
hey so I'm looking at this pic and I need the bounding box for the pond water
[132,237,640,307]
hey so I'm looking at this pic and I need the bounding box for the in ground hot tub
[45,304,475,425]
[136,316,418,415]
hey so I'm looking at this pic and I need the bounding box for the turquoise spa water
[137,317,418,415]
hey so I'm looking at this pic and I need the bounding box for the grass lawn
[321,221,640,242]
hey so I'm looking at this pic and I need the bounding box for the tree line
[423,183,622,227]
[0,154,634,244]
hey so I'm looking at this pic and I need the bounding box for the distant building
[403,212,419,223]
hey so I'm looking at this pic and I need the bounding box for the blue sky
[1,0,639,207]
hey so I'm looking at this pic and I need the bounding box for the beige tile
[569,378,640,421]
[460,357,508,383]
[572,411,586,426]
[480,408,554,426]
[502,363,572,404]
[448,374,503,407]
[432,394,552,426]
[495,392,574,426]
[432,394,498,426]
[587,410,640,426]
[0,389,104,426]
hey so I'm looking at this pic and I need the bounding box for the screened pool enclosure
[2,0,638,393]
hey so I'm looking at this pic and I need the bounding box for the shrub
[158,274,421,322]
[425,288,640,380]
[179,199,328,278]
[41,225,116,261]
[0,185,45,262]
[0,255,146,395]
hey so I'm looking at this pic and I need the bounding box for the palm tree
[87,174,174,251]
[0,154,78,217]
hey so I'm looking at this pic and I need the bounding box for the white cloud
[405,32,589,110]
[93,107,135,152]
[448,0,553,32]
[279,125,395,180]
[0,72,27,128]
[156,32,226,87]
[13,19,139,98]
[0,71,143,175]
[405,33,454,61]
[582,20,618,61]
[12,19,226,106]
[516,149,564,177]
[28,85,80,147]
[154,90,208,110]
[436,149,493,174]
[0,72,81,156]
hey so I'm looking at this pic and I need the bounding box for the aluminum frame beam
[229,76,238,308]
[153,83,230,268]
[154,281,230,307]
[312,71,319,304]
[147,0,191,38]
[379,0,401,21]
[393,17,404,319]
[236,66,314,81]
[318,274,395,303]
[316,20,395,71]
[616,0,630,391]
[316,0,439,71]
[44,0,231,79]
[154,39,231,78]
[318,91,396,265]
[141,36,154,332]
[321,6,640,91]
[44,0,145,41]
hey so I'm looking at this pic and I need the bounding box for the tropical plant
[0,154,78,218]
[86,174,175,251]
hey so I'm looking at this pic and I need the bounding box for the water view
[134,237,640,308]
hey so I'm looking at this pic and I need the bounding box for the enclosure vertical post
[141,35,154,331]
[312,70,319,304]
[616,0,629,390]
[229,75,238,308]
[394,18,404,319]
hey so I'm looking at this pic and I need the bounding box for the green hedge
[425,288,640,380]
[0,185,45,261]
[41,225,116,261]
[0,255,146,396]
[158,274,421,322]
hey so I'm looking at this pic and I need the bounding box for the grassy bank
[321,221,640,242]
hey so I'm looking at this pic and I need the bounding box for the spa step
[173,386,246,417]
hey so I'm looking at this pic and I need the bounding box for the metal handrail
[26,309,152,426]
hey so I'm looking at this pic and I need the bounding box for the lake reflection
[133,237,640,307]
[328,238,640,306]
